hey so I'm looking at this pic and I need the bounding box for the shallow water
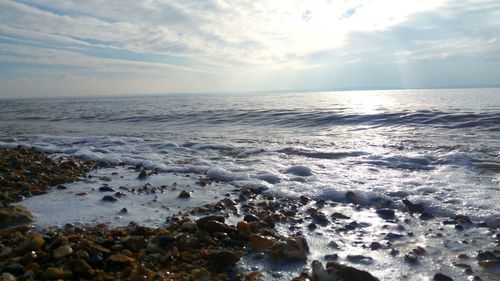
[1,88,499,221]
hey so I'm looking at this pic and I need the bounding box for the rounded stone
[53,245,73,259]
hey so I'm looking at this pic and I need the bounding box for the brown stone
[42,267,73,280]
[106,254,136,271]
[0,205,34,229]
[250,234,277,252]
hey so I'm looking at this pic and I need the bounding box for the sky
[0,0,499,97]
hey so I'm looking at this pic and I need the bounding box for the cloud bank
[1,0,499,96]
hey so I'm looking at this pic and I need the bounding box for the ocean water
[1,88,499,222]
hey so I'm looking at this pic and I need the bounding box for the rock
[2,263,23,274]
[53,244,73,259]
[182,221,198,232]
[42,267,73,280]
[191,268,211,281]
[203,220,232,233]
[17,232,45,254]
[0,273,15,281]
[196,215,225,229]
[376,209,395,219]
[412,246,426,255]
[268,236,309,262]
[453,215,472,224]
[327,241,340,249]
[72,259,95,278]
[56,185,67,190]
[419,212,434,220]
[286,166,312,177]
[312,260,380,281]
[137,170,148,179]
[158,235,176,247]
[98,186,115,192]
[308,209,329,226]
[209,250,241,270]
[324,254,339,261]
[124,236,148,252]
[75,192,87,196]
[120,208,128,214]
[347,255,373,264]
[385,233,404,240]
[106,254,136,271]
[178,190,191,198]
[476,251,496,261]
[250,234,277,252]
[331,212,350,220]
[79,239,111,254]
[345,191,357,203]
[244,214,260,222]
[0,205,34,229]
[433,273,454,281]
[114,192,126,197]
[404,254,419,264]
[308,223,317,230]
[402,199,425,213]
[369,242,383,250]
[101,195,117,202]
[478,260,500,268]
[299,196,311,205]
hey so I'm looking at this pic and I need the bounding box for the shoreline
[0,147,499,280]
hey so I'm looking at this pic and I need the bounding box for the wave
[1,99,500,130]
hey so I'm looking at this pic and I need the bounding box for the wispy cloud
[0,0,499,96]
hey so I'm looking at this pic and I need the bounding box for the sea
[1,88,499,279]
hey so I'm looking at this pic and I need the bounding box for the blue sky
[1,0,499,97]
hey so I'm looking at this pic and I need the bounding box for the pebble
[324,254,339,261]
[137,170,148,179]
[376,208,395,219]
[72,258,95,278]
[244,214,260,222]
[102,195,117,202]
[106,254,136,271]
[178,190,191,198]
[181,221,197,232]
[53,245,73,259]
[433,273,454,281]
[0,273,16,281]
[42,267,73,280]
[209,250,241,270]
[385,233,404,240]
[370,242,383,250]
[268,236,309,261]
[347,255,373,264]
[250,234,277,252]
[203,220,232,233]
[331,212,350,220]
[99,186,115,192]
[312,261,380,281]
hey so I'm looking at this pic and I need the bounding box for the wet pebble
[42,267,73,280]
[376,208,395,219]
[0,273,15,281]
[244,214,260,222]
[101,195,117,202]
[53,244,73,259]
[99,186,115,192]
[346,255,373,264]
[433,273,454,281]
[178,190,191,198]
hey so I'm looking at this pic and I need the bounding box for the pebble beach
[1,147,499,281]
